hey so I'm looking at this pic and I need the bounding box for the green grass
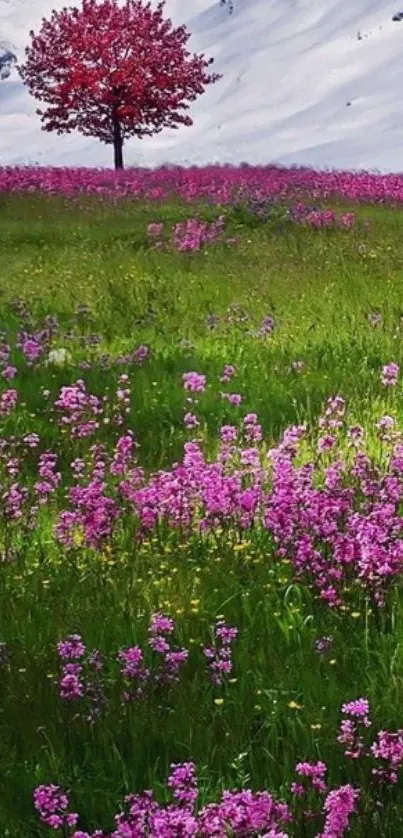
[1,193,403,835]
[3,193,403,466]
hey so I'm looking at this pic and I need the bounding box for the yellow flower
[288,701,303,710]
[329,659,337,666]
[351,612,361,619]
[310,724,322,730]
[214,698,224,706]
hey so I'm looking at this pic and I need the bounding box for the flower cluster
[183,371,207,393]
[34,784,79,830]
[57,615,193,712]
[34,764,292,837]
[5,164,403,205]
[147,216,229,252]
[291,761,327,796]
[57,634,106,720]
[55,379,103,439]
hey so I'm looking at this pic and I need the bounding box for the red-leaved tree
[18,0,221,169]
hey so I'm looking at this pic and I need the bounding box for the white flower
[47,348,71,367]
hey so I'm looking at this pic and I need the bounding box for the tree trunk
[113,116,124,170]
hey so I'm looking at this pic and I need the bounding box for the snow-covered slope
[1,0,403,170]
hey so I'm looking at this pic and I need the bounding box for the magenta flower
[203,618,238,686]
[341,698,371,726]
[319,784,359,837]
[57,634,86,660]
[295,761,327,794]
[220,424,238,443]
[168,762,198,808]
[34,785,79,830]
[59,663,85,700]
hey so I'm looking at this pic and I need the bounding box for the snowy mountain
[1,0,403,170]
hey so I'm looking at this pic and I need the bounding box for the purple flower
[295,761,327,793]
[220,364,236,383]
[203,618,238,686]
[21,337,43,363]
[259,315,275,336]
[314,636,333,655]
[134,345,150,365]
[222,392,243,406]
[0,388,17,417]
[34,785,79,829]
[149,613,174,635]
[183,372,206,393]
[2,365,17,380]
[381,362,400,387]
[57,634,86,661]
[118,646,145,678]
[318,435,336,453]
[184,412,200,429]
[59,666,85,701]
[168,762,198,809]
[220,424,238,443]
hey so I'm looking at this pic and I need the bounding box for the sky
[1,0,403,170]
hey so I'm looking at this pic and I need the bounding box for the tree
[18,0,221,169]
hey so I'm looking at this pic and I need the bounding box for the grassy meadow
[1,183,403,836]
